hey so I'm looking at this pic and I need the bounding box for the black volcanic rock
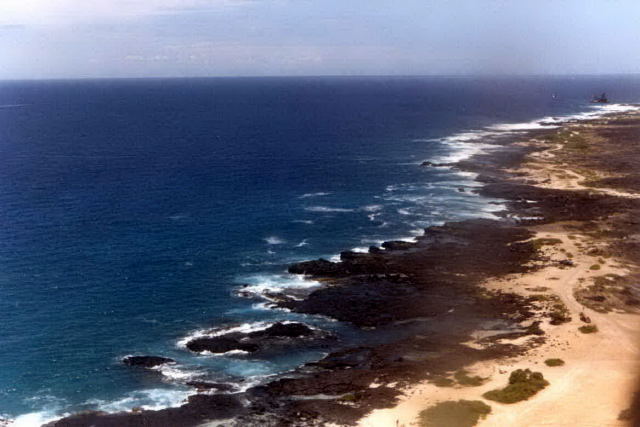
[122,356,175,368]
[186,337,259,354]
[288,255,389,277]
[311,347,374,369]
[184,322,326,355]
[380,240,415,251]
[287,258,344,276]
[421,161,456,168]
[248,322,313,338]
[45,394,244,427]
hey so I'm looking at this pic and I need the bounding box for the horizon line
[2,72,640,83]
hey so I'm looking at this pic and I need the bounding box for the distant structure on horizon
[591,93,609,103]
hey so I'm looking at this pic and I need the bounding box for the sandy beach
[361,109,640,427]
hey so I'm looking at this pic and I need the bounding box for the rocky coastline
[46,107,640,427]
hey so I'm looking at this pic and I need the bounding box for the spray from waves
[84,388,191,412]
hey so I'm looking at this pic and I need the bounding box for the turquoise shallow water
[0,76,639,423]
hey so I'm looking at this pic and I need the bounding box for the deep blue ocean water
[1,75,639,423]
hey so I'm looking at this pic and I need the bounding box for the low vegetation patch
[575,275,637,313]
[529,293,571,325]
[544,358,565,367]
[454,370,486,387]
[589,264,601,271]
[431,376,454,387]
[482,369,549,404]
[579,324,598,334]
[531,238,563,251]
[418,400,491,427]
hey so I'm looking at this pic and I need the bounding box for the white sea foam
[85,388,190,412]
[422,103,640,168]
[152,365,204,381]
[361,204,383,212]
[264,236,285,245]
[10,387,191,427]
[304,206,354,213]
[202,349,251,357]
[487,121,557,131]
[292,219,314,224]
[350,246,369,253]
[299,192,331,199]
[11,411,63,427]
[295,239,309,247]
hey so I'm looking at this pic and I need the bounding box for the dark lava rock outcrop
[122,356,175,368]
[45,394,244,427]
[185,322,327,354]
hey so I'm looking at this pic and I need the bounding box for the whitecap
[304,206,354,213]
[264,236,285,245]
[299,192,331,199]
[292,219,314,225]
[361,204,383,212]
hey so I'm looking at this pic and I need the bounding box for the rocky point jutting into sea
[42,105,640,427]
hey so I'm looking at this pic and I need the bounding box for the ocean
[1,75,639,425]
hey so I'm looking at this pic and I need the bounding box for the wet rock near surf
[122,355,175,368]
[186,336,260,353]
[282,219,537,327]
[45,394,244,427]
[186,381,237,392]
[185,322,333,354]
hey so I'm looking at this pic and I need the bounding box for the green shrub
[454,369,486,387]
[579,324,598,334]
[590,264,601,271]
[544,358,565,367]
[482,369,549,404]
[418,400,491,427]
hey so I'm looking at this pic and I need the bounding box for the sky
[1,0,640,79]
